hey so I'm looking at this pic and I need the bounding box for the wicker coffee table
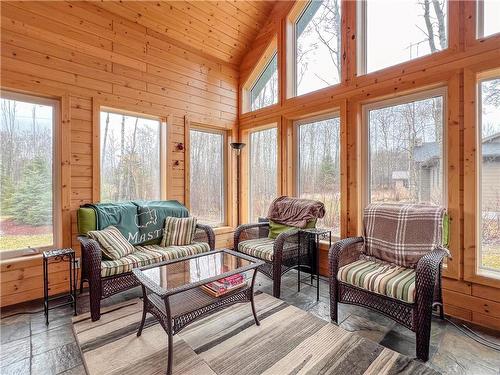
[132,249,264,375]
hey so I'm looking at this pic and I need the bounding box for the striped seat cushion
[161,217,197,246]
[88,226,134,260]
[338,259,416,304]
[100,242,211,278]
[238,238,276,261]
[136,242,210,261]
[100,249,163,278]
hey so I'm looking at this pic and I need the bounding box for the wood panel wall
[238,1,500,330]
[0,1,238,307]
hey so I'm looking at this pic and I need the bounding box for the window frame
[241,122,281,223]
[286,0,343,98]
[0,90,61,258]
[476,0,500,39]
[464,67,500,284]
[294,111,342,237]
[187,124,228,227]
[360,87,449,209]
[98,106,168,202]
[241,37,278,114]
[357,0,451,75]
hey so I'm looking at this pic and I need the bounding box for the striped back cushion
[88,225,134,260]
[161,216,197,247]
[363,203,446,267]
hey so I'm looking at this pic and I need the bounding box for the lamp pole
[230,142,246,226]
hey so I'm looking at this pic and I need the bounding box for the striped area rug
[72,293,437,375]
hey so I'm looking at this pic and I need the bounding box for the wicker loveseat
[77,203,215,321]
[329,203,449,361]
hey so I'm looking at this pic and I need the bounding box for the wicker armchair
[234,220,312,298]
[79,224,215,321]
[329,205,448,361]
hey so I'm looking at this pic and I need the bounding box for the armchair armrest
[415,247,448,300]
[234,222,270,250]
[329,237,364,279]
[193,223,215,250]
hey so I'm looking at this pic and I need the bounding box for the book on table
[201,273,247,297]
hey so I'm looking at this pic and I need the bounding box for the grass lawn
[0,234,53,251]
[482,244,500,271]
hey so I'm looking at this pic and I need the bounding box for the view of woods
[369,95,444,205]
[249,128,278,222]
[367,0,447,72]
[298,117,341,236]
[189,129,225,226]
[0,96,54,251]
[100,111,161,203]
[250,53,278,111]
[480,78,500,273]
[296,0,341,96]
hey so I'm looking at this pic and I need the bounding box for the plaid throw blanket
[267,196,325,228]
[363,203,447,268]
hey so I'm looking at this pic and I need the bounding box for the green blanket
[82,200,188,245]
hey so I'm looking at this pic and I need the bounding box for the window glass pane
[368,95,444,205]
[190,129,225,225]
[479,78,500,276]
[482,0,500,37]
[298,117,341,236]
[296,0,342,96]
[250,53,278,111]
[0,96,54,251]
[100,111,161,202]
[249,127,278,222]
[366,0,448,73]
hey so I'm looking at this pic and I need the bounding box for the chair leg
[330,281,338,323]
[416,300,433,361]
[272,277,281,299]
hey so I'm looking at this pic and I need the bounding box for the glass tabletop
[134,249,263,296]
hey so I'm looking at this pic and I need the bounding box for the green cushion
[443,213,450,247]
[268,219,316,239]
[77,207,97,235]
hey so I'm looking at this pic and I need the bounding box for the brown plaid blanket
[363,203,447,268]
[267,196,325,228]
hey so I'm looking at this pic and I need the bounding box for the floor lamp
[230,142,246,226]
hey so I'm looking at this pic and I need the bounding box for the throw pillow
[268,219,316,239]
[88,226,134,260]
[161,216,197,246]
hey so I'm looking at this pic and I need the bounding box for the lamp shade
[230,142,246,151]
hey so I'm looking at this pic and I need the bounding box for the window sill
[212,226,235,235]
[0,252,43,266]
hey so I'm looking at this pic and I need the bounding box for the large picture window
[359,0,448,73]
[477,0,500,38]
[189,128,225,226]
[297,115,341,236]
[478,77,500,277]
[250,52,278,111]
[0,92,57,253]
[366,91,445,205]
[100,110,162,202]
[249,127,278,222]
[294,0,342,96]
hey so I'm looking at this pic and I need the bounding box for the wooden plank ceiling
[92,1,276,65]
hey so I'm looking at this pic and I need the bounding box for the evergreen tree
[11,158,52,226]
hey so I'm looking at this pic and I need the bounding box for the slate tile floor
[1,272,499,375]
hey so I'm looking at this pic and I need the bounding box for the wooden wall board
[237,0,500,331]
[0,1,240,307]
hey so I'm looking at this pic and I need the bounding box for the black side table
[297,228,332,301]
[42,248,77,325]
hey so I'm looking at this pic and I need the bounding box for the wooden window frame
[286,0,343,99]
[185,123,229,227]
[240,121,282,224]
[0,90,62,259]
[95,106,168,203]
[292,113,347,240]
[476,0,500,39]
[464,66,500,287]
[357,0,454,76]
[241,37,278,114]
